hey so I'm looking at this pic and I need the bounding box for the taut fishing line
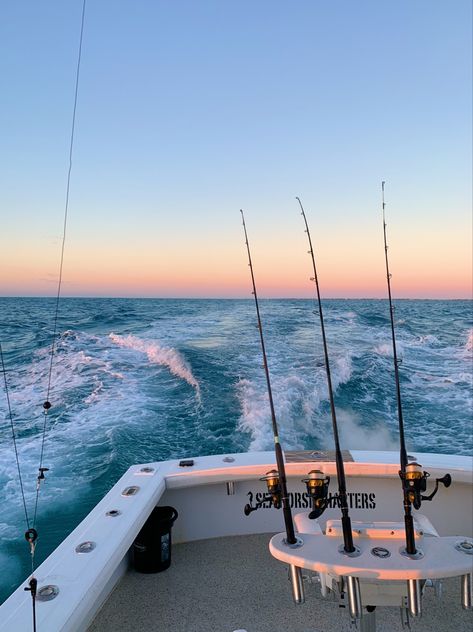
[0,2,87,629]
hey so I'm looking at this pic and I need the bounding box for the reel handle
[422,472,452,502]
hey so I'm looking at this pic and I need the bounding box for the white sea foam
[236,375,317,451]
[237,351,354,451]
[2,334,123,416]
[466,329,473,352]
[416,334,439,345]
[109,333,200,394]
[335,409,398,451]
[375,344,390,356]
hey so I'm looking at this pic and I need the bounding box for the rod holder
[346,576,362,620]
[289,565,305,604]
[461,573,472,610]
[407,579,422,617]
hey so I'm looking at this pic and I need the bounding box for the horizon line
[0,295,471,301]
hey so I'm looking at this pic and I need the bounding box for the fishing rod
[240,210,299,547]
[381,181,451,557]
[240,210,305,604]
[296,197,356,555]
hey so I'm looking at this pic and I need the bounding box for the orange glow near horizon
[0,219,471,299]
[1,262,471,299]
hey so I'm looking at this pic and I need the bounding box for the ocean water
[0,297,471,602]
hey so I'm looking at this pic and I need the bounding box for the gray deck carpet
[89,534,472,632]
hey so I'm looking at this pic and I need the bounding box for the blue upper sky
[0,1,471,297]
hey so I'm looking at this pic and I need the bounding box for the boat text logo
[246,490,376,510]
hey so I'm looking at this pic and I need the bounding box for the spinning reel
[302,469,330,519]
[400,462,451,510]
[244,469,282,515]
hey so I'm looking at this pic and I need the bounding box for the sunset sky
[0,1,471,298]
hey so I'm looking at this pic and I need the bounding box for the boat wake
[465,328,473,353]
[109,333,201,398]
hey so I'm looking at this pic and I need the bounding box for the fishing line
[296,196,355,554]
[33,0,87,531]
[1,3,87,629]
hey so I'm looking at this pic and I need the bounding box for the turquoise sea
[0,297,472,602]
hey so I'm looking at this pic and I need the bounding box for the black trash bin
[133,506,178,573]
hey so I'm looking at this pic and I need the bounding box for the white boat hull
[0,450,471,631]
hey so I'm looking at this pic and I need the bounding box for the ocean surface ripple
[0,297,471,602]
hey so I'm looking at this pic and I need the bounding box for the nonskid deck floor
[89,534,472,632]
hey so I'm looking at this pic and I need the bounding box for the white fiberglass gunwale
[0,450,471,632]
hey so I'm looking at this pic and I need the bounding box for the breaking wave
[109,333,200,395]
[237,352,353,451]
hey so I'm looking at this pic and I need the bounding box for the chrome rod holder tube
[347,576,362,620]
[407,579,422,617]
[461,573,472,610]
[289,565,305,604]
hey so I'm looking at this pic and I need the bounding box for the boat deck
[89,534,472,632]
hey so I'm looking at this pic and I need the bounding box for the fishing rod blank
[240,210,304,605]
[296,196,356,555]
[381,181,451,559]
[240,210,298,545]
[382,181,415,555]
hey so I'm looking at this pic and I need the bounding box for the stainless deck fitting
[399,546,424,560]
[346,576,362,620]
[106,509,121,517]
[338,544,362,558]
[289,565,305,604]
[461,574,472,610]
[75,541,96,554]
[226,481,235,495]
[407,579,422,617]
[455,540,473,555]
[36,585,59,602]
[371,546,391,558]
[121,485,140,496]
[283,536,304,548]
